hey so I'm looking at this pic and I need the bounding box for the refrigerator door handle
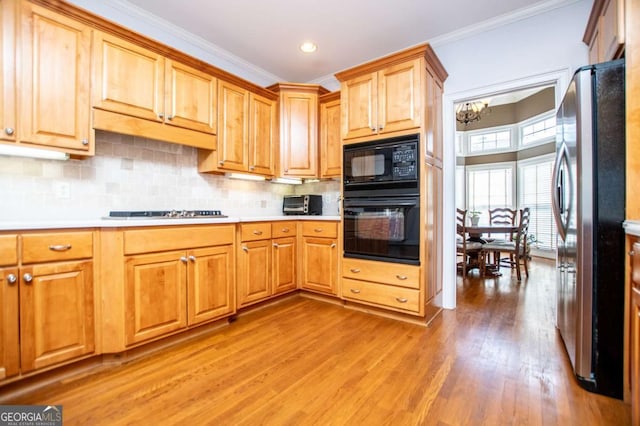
[552,145,568,241]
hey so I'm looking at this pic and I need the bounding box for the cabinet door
[272,237,296,295]
[301,237,337,295]
[20,260,94,372]
[19,2,92,152]
[92,31,164,122]
[633,241,640,426]
[280,91,318,177]
[0,267,19,379]
[217,80,249,171]
[187,245,234,325]
[423,161,442,303]
[600,0,624,61]
[165,59,217,134]
[237,240,271,307]
[320,98,342,178]
[378,59,422,135]
[341,72,377,141]
[425,68,443,161]
[125,251,187,346]
[249,92,276,176]
[0,0,16,143]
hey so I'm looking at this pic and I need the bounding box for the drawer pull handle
[273,243,279,248]
[23,273,33,283]
[49,244,72,252]
[253,230,263,235]
[242,245,249,252]
[396,297,408,303]
[282,228,290,233]
[350,288,361,294]
[330,243,336,248]
[350,268,361,273]
[396,275,408,281]
[6,274,17,284]
[631,251,636,256]
[314,228,323,233]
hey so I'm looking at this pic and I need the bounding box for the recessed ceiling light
[299,41,317,53]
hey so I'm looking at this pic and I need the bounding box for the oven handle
[343,198,417,208]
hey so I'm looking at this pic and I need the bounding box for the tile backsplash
[0,130,340,221]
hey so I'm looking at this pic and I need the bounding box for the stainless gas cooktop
[107,210,226,219]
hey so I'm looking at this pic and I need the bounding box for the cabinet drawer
[22,231,93,263]
[124,225,234,254]
[301,221,337,238]
[342,258,419,289]
[272,221,297,238]
[342,278,420,313]
[0,235,18,266]
[240,223,272,241]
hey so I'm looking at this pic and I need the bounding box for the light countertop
[0,215,341,231]
[624,220,640,237]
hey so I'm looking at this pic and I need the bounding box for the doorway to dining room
[443,70,570,308]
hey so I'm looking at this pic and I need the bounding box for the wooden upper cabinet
[249,92,276,175]
[339,59,421,142]
[0,0,16,143]
[584,0,625,64]
[92,31,165,122]
[319,92,342,178]
[217,80,250,172]
[19,1,93,154]
[164,59,217,134]
[269,83,328,178]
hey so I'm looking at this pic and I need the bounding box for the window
[521,114,556,146]
[466,163,515,225]
[468,130,511,153]
[518,155,557,252]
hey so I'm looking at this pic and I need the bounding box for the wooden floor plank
[1,258,631,425]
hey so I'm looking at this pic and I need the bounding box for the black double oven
[343,134,420,265]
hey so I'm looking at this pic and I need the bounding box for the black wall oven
[343,134,420,265]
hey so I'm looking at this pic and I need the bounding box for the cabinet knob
[395,297,408,303]
[350,288,361,294]
[180,256,188,263]
[249,165,255,171]
[630,251,636,256]
[219,161,225,166]
[273,243,279,248]
[167,115,174,120]
[242,245,249,252]
[49,244,72,252]
[6,274,17,284]
[158,113,164,119]
[396,275,408,281]
[23,273,33,283]
[5,127,15,136]
[188,255,196,262]
[81,139,89,146]
[330,243,336,248]
[379,125,384,131]
[350,268,360,273]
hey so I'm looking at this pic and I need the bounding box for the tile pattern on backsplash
[0,131,340,221]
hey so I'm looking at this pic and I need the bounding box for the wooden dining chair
[486,207,518,264]
[480,207,531,280]
[456,208,483,278]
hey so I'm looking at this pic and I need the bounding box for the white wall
[434,0,591,309]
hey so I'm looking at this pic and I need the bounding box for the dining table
[464,224,519,276]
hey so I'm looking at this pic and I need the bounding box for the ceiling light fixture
[299,41,317,53]
[456,101,490,126]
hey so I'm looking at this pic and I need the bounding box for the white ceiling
[121,0,575,84]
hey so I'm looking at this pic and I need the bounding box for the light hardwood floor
[3,259,631,425]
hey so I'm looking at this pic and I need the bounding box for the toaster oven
[283,195,323,215]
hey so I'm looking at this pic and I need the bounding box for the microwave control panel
[392,144,417,179]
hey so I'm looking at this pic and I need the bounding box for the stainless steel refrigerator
[553,59,625,399]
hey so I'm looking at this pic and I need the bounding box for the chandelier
[456,101,489,125]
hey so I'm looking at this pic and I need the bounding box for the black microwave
[343,134,419,196]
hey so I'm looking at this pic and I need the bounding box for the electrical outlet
[53,182,71,199]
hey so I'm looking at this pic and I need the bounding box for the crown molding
[429,0,582,47]
[91,0,284,86]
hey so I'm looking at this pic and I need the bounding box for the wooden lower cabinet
[300,221,338,295]
[0,267,19,380]
[20,260,94,372]
[631,239,640,424]
[341,257,423,316]
[237,239,271,307]
[272,236,296,294]
[188,245,234,325]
